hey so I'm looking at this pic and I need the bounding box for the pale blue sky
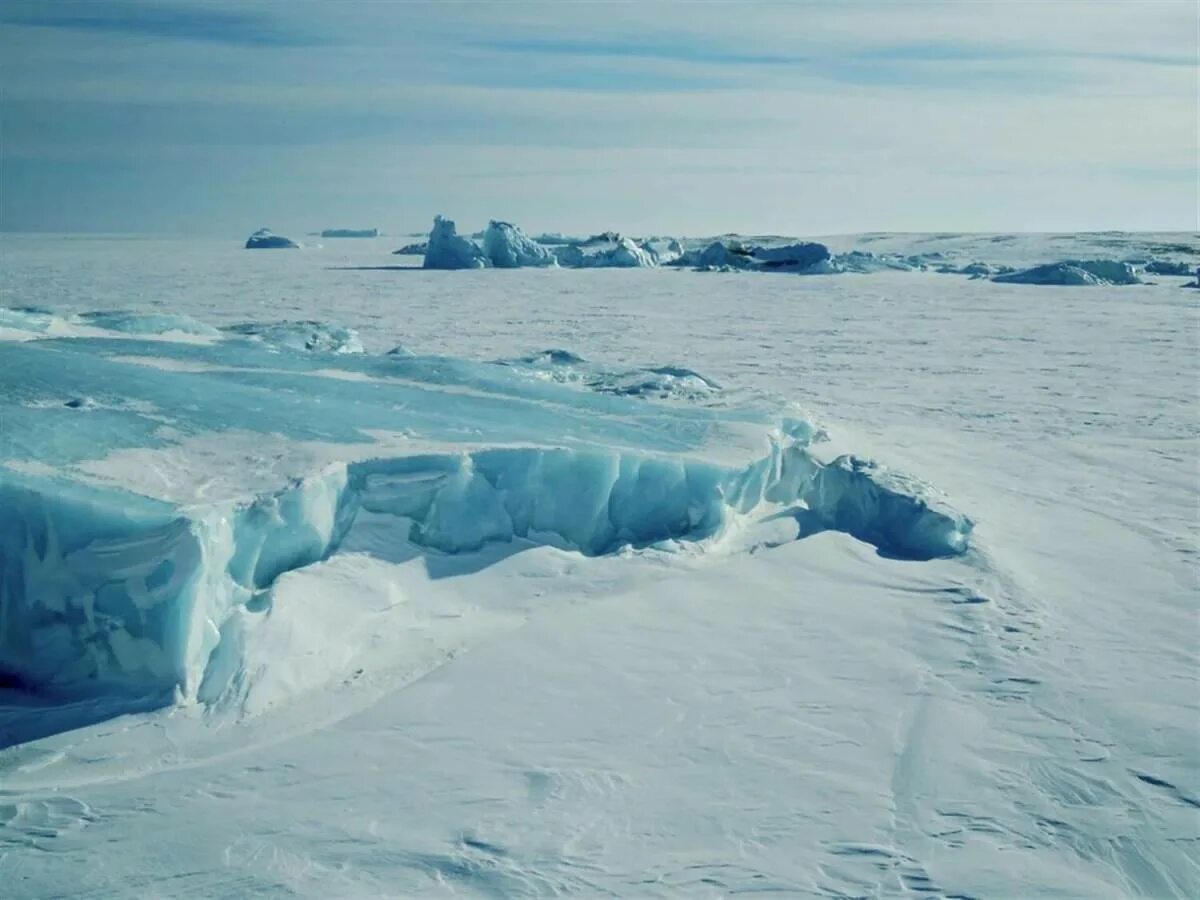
[1,0,1196,236]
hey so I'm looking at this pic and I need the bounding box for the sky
[1,0,1196,236]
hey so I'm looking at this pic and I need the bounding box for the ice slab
[0,309,972,710]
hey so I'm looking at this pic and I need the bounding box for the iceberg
[244,228,299,250]
[0,308,972,714]
[422,216,489,269]
[320,228,379,239]
[993,260,1141,286]
[482,220,557,268]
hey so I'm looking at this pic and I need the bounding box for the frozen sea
[0,233,1198,898]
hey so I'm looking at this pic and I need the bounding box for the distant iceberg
[244,228,299,249]
[422,216,489,269]
[993,260,1141,286]
[320,228,379,239]
[482,220,558,268]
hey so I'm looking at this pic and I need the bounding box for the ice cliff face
[422,216,489,269]
[0,308,973,711]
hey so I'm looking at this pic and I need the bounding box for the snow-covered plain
[0,232,1197,898]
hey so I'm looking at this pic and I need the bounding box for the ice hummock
[0,307,972,714]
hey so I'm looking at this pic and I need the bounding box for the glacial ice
[993,259,1141,286]
[482,221,558,268]
[244,228,299,250]
[422,216,489,269]
[0,307,972,709]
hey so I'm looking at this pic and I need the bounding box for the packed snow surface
[0,231,1196,899]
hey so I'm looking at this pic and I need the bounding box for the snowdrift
[0,308,972,713]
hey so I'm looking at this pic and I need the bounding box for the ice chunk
[244,228,299,249]
[482,221,558,268]
[422,216,489,269]
[993,260,1141,286]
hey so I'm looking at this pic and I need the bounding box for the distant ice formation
[993,260,1141,286]
[422,216,490,269]
[552,234,659,268]
[1143,260,1192,276]
[320,228,379,239]
[482,220,558,268]
[244,228,299,249]
[0,307,972,709]
[676,240,833,274]
[392,241,428,255]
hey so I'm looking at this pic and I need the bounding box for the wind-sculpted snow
[0,309,971,719]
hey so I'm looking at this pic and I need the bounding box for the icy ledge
[0,436,970,706]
